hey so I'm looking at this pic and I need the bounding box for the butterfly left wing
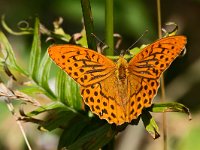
[128,36,187,79]
[126,36,187,119]
[48,44,126,125]
[48,45,116,87]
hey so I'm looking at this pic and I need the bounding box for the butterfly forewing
[48,45,116,87]
[128,36,187,79]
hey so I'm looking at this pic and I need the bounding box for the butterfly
[48,35,187,125]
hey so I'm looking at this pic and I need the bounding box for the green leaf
[58,117,89,149]
[29,18,41,82]
[128,44,147,58]
[55,69,68,102]
[42,109,78,131]
[150,102,192,120]
[0,31,28,75]
[27,102,76,116]
[141,110,160,139]
[37,51,55,98]
[56,68,82,110]
[67,124,116,150]
[129,47,142,57]
[26,102,78,131]
[19,85,55,100]
[65,74,82,110]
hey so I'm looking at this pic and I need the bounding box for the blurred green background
[0,0,200,150]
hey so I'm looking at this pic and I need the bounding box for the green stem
[81,0,96,50]
[105,0,114,55]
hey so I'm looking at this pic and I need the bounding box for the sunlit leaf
[37,51,55,98]
[55,68,82,110]
[150,102,192,120]
[141,110,160,139]
[29,18,41,82]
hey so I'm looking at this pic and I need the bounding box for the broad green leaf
[37,51,55,98]
[150,102,192,120]
[56,68,82,110]
[55,69,68,102]
[65,74,82,110]
[26,102,78,131]
[41,108,78,131]
[67,124,116,150]
[29,18,41,82]
[26,102,76,116]
[141,110,160,139]
[19,85,55,100]
[58,117,89,149]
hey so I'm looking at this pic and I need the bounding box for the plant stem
[81,0,96,50]
[102,1,115,149]
[156,0,167,150]
[105,0,114,55]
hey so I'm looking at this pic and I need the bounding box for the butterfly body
[48,36,187,125]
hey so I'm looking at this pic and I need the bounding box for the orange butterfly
[48,36,187,125]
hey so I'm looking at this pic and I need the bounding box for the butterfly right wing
[128,36,187,79]
[48,45,116,87]
[126,36,187,120]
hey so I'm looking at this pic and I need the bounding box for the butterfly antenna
[91,33,108,48]
[126,29,149,52]
[91,33,109,53]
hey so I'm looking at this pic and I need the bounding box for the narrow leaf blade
[37,51,55,97]
[29,18,41,82]
[150,102,192,120]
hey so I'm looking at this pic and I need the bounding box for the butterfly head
[120,49,126,57]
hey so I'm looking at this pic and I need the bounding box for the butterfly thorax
[115,57,130,108]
